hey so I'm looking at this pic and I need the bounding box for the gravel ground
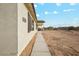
[42,30,79,56]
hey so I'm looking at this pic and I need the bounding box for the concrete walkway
[31,31,51,56]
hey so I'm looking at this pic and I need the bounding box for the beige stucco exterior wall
[0,3,17,55]
[18,3,37,55]
[0,3,37,56]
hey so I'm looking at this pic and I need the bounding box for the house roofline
[24,3,38,24]
[37,20,45,23]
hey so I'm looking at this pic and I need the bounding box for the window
[28,12,35,32]
[28,12,32,32]
[28,12,36,32]
[32,20,34,31]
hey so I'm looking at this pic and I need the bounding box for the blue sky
[34,3,79,27]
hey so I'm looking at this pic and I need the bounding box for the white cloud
[44,11,48,15]
[70,3,76,6]
[34,4,37,8]
[37,14,39,17]
[53,11,58,14]
[63,9,75,12]
[56,3,61,6]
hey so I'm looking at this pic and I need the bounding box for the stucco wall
[0,3,37,56]
[18,3,37,55]
[0,3,17,55]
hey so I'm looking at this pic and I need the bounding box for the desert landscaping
[42,29,79,56]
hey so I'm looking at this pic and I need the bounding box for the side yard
[42,30,79,56]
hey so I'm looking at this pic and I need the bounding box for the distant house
[0,3,38,56]
[37,20,45,31]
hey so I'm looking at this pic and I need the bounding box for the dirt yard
[42,30,79,56]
